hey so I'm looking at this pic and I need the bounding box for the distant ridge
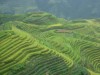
[0,0,100,19]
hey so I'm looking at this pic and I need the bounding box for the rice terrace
[0,12,100,75]
[0,0,100,75]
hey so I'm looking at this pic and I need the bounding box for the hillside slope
[0,13,100,75]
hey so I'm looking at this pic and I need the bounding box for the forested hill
[0,0,100,19]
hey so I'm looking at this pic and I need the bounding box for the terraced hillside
[0,12,100,75]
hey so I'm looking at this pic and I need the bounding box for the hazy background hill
[0,0,100,19]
